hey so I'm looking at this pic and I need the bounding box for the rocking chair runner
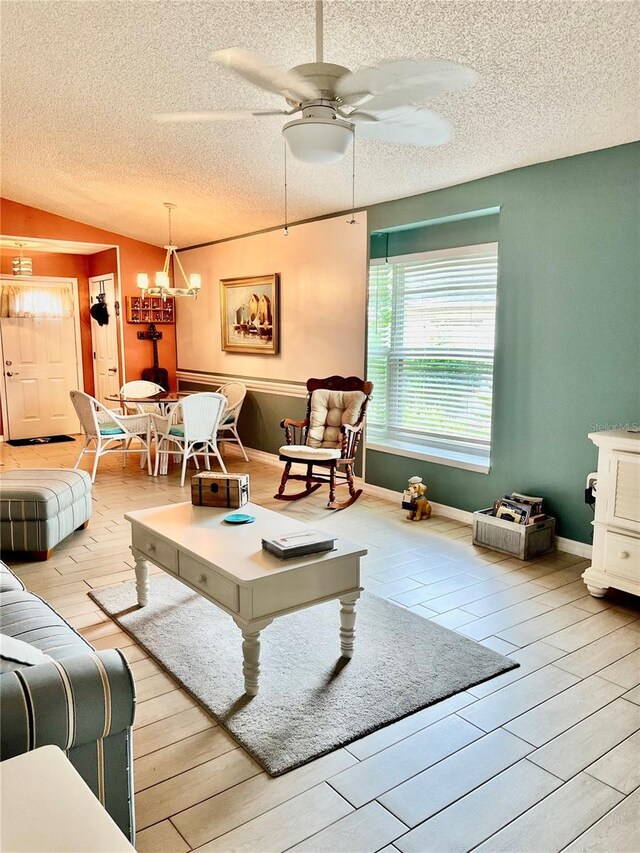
[274,375,373,509]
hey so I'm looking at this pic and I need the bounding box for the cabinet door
[607,452,640,532]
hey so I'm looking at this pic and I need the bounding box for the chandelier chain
[284,141,289,236]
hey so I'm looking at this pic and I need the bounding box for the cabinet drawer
[604,532,640,582]
[132,530,178,572]
[179,554,239,613]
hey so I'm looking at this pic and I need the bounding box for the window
[367,242,498,472]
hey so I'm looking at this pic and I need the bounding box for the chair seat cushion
[99,422,126,435]
[0,469,92,521]
[279,445,342,462]
[169,424,185,436]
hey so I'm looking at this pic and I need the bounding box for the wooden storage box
[191,473,250,509]
[472,508,556,560]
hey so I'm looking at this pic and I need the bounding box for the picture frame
[220,274,280,355]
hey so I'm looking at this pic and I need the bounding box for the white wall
[176,213,368,383]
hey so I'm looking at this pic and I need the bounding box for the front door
[89,274,120,405]
[1,282,81,439]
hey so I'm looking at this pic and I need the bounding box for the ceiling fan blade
[212,48,320,102]
[153,109,290,123]
[337,58,478,107]
[351,102,452,146]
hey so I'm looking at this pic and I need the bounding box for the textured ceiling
[1,1,638,247]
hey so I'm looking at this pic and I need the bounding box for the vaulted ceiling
[2,1,638,247]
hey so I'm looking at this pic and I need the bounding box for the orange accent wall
[0,198,177,391]
[0,249,95,396]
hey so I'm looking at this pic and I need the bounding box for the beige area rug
[91,576,517,775]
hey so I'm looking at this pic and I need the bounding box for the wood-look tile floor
[2,439,639,853]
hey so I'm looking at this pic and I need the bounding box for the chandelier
[137,203,201,299]
[12,243,33,276]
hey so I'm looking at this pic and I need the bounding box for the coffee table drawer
[132,531,178,573]
[180,554,239,613]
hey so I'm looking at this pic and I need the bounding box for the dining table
[104,391,186,413]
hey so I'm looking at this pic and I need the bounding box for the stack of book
[262,529,336,559]
[493,492,545,525]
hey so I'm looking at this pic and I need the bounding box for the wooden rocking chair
[274,375,373,510]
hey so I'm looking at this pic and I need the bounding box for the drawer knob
[618,550,629,559]
[148,542,156,552]
[198,573,207,584]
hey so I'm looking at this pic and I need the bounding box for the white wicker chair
[70,390,152,482]
[153,392,228,487]
[119,380,165,414]
[216,382,249,462]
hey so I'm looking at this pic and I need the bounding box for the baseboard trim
[362,480,474,523]
[554,536,592,559]
[245,449,593,558]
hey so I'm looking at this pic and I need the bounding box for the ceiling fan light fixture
[282,116,353,165]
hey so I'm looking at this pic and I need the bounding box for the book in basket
[262,529,336,559]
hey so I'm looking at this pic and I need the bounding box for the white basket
[472,508,555,560]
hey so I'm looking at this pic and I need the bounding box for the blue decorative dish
[223,513,256,524]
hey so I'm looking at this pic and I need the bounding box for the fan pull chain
[347,132,357,225]
[283,141,289,236]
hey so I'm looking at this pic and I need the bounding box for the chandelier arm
[172,252,193,290]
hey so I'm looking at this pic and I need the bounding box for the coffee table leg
[131,548,150,606]
[234,618,272,696]
[340,592,360,658]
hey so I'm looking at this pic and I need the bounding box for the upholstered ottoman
[0,469,92,560]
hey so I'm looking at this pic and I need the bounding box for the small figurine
[406,476,432,521]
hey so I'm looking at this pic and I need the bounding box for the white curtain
[0,284,74,318]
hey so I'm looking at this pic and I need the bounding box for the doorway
[89,273,121,405]
[0,277,83,439]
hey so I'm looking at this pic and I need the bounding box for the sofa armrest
[0,649,135,759]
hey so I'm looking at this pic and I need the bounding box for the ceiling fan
[155,0,478,165]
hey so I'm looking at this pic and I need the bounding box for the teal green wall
[365,143,640,543]
[370,210,500,258]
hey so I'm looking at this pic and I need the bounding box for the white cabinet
[583,430,640,598]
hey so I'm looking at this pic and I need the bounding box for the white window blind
[367,242,498,468]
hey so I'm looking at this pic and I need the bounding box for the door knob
[108,367,118,373]
[5,372,19,377]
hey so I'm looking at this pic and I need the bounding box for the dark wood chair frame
[274,375,374,510]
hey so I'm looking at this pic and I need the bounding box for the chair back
[217,382,247,425]
[305,376,373,450]
[180,392,227,442]
[70,390,100,438]
[120,380,165,414]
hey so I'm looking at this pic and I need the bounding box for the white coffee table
[125,501,367,695]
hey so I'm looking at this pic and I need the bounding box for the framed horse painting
[219,274,280,355]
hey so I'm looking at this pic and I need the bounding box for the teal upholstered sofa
[0,561,136,843]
